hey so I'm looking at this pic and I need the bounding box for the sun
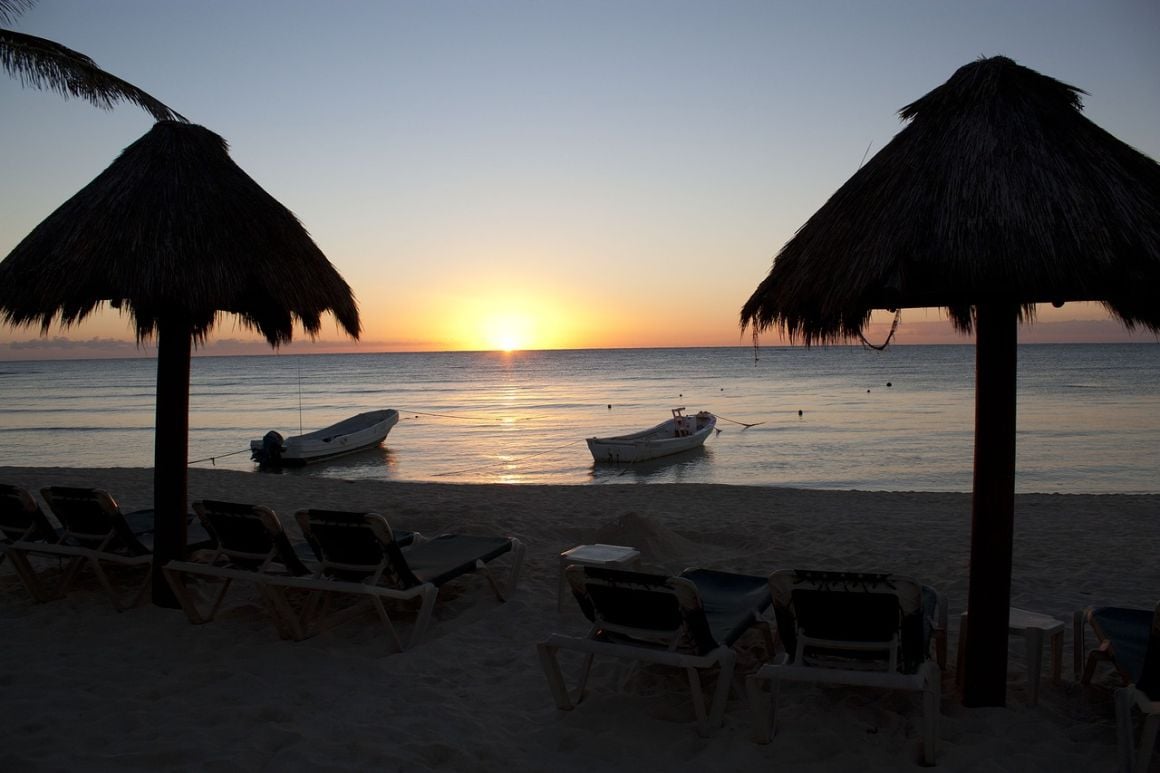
[483,313,532,352]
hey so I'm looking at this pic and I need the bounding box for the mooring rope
[398,408,542,422]
[188,448,250,466]
[711,413,764,428]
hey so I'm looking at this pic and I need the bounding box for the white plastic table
[955,606,1065,706]
[557,543,641,611]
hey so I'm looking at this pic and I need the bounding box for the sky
[2,0,1158,359]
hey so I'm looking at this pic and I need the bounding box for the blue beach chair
[1077,603,1160,772]
[294,509,523,652]
[540,565,775,735]
[40,486,213,611]
[746,570,943,765]
[0,484,64,601]
[162,500,321,639]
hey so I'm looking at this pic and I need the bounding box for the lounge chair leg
[475,561,504,601]
[504,539,525,597]
[299,588,344,639]
[85,558,151,612]
[747,672,774,744]
[207,577,234,620]
[4,550,57,602]
[406,586,439,649]
[125,566,153,610]
[537,642,576,710]
[704,651,736,733]
[1116,687,1136,773]
[1025,627,1044,706]
[261,585,307,641]
[574,653,595,702]
[1073,609,1086,681]
[1084,645,1112,686]
[475,540,525,602]
[686,667,710,735]
[369,596,404,653]
[1136,711,1159,773]
[162,567,215,624]
[922,663,940,765]
[1118,686,1159,773]
[56,555,88,598]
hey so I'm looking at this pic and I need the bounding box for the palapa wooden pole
[962,301,1019,706]
[151,317,190,608]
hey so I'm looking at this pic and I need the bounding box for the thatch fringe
[0,121,359,345]
[740,56,1160,345]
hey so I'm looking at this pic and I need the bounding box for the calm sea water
[0,345,1157,493]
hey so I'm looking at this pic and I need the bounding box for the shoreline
[2,465,1157,770]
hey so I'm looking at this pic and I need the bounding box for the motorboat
[587,408,716,464]
[251,409,399,466]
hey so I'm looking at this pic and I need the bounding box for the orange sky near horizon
[0,298,1152,362]
[2,3,1157,361]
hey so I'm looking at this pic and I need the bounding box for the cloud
[1,336,153,359]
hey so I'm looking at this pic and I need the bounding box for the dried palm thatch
[0,121,358,342]
[0,121,360,606]
[739,56,1160,709]
[1,0,184,122]
[740,56,1160,345]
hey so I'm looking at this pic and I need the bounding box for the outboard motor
[253,430,284,466]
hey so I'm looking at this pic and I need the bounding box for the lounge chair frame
[293,510,524,652]
[746,570,942,765]
[540,565,775,736]
[162,501,317,640]
[30,487,159,611]
[0,484,65,602]
[1077,602,1160,773]
[1116,681,1159,773]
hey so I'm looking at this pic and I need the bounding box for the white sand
[1,466,1157,771]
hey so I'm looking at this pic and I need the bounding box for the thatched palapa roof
[0,121,359,345]
[740,56,1160,344]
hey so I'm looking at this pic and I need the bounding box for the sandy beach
[1,466,1156,771]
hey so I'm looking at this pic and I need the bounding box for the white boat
[250,409,399,466]
[587,408,717,464]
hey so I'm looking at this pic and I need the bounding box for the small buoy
[798,410,803,417]
[607,404,612,410]
[867,389,871,393]
[886,382,892,387]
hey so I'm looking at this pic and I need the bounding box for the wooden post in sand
[151,318,190,608]
[962,302,1018,706]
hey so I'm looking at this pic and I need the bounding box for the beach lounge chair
[746,569,943,765]
[293,509,523,651]
[539,565,775,735]
[0,484,64,601]
[1076,603,1160,773]
[161,500,321,640]
[39,486,212,611]
[1076,605,1156,687]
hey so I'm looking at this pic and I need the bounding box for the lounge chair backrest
[1140,602,1160,701]
[193,500,310,575]
[769,569,928,674]
[295,510,421,589]
[0,484,57,543]
[41,486,150,556]
[565,565,719,655]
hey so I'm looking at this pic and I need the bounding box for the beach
[1,466,1157,771]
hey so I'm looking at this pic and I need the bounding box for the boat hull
[251,409,399,466]
[587,411,716,464]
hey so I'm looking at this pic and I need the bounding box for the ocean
[0,344,1157,493]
